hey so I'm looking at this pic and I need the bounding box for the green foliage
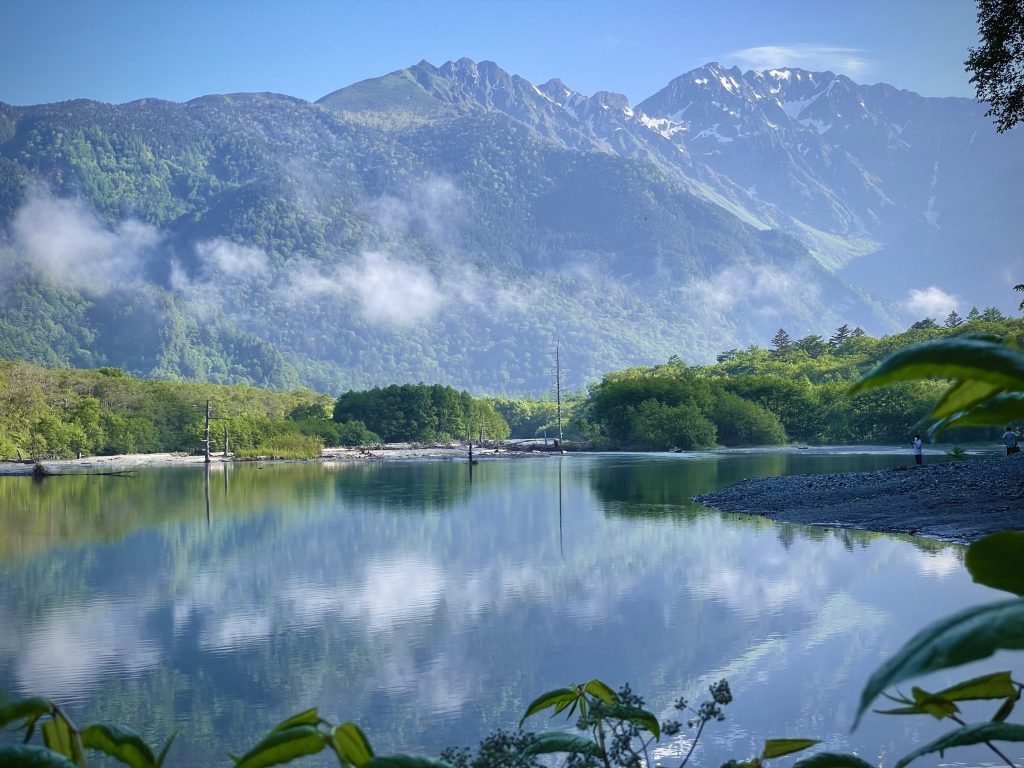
[0,360,327,459]
[628,400,716,450]
[333,384,509,443]
[516,678,737,768]
[945,445,969,460]
[854,331,1024,436]
[574,317,1024,449]
[232,433,322,460]
[967,0,1024,134]
[708,390,786,446]
[488,398,560,439]
[965,531,1024,596]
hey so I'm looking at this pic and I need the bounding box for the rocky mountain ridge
[0,58,1018,393]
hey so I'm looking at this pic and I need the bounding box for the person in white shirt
[1003,427,1019,456]
[912,435,923,466]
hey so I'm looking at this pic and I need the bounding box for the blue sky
[1,0,979,106]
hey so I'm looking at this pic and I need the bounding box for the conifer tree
[944,310,964,327]
[770,328,793,354]
[967,306,982,321]
[828,324,851,347]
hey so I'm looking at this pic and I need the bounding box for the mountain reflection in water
[0,452,1005,767]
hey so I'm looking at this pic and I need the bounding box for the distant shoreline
[0,443,549,476]
[694,455,1024,544]
[8,448,1023,545]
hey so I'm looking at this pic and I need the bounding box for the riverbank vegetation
[0,364,502,460]
[537,313,1021,450]
[0,313,1019,460]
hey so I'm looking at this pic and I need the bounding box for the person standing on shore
[912,435,923,466]
[1003,426,1020,455]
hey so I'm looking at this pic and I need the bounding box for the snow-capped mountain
[324,59,1024,308]
[0,57,1020,392]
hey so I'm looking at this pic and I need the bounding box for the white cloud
[725,45,873,79]
[290,251,444,327]
[196,238,270,278]
[914,548,963,579]
[11,188,160,290]
[904,286,958,318]
[679,264,816,317]
[365,176,465,246]
[15,599,161,697]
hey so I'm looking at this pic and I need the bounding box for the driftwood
[30,462,139,479]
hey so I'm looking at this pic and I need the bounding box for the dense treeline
[573,314,1021,450]
[0,361,337,460]
[0,364,510,460]
[333,384,509,443]
[0,312,1017,459]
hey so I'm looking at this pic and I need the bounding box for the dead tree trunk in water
[555,340,564,447]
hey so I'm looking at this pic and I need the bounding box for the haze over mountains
[0,58,1020,393]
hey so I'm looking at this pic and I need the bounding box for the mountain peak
[589,91,631,113]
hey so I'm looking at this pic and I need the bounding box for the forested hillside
[1,58,1018,394]
[0,71,895,394]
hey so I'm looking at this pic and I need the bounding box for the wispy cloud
[904,286,958,319]
[195,238,270,279]
[290,252,444,328]
[679,264,817,318]
[725,44,873,79]
[10,187,160,291]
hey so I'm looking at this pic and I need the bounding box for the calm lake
[0,450,1013,767]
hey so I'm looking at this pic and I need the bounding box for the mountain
[635,63,1024,293]
[0,59,1018,393]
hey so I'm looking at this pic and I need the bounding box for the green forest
[0,310,1018,460]
[0,363,504,460]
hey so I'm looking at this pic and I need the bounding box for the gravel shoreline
[694,455,1024,543]
[0,443,533,476]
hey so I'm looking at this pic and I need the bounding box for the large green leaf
[966,532,1024,596]
[0,745,77,768]
[761,739,819,759]
[855,598,1024,726]
[909,688,959,719]
[41,718,80,764]
[932,378,1002,418]
[270,709,321,733]
[936,671,1017,702]
[334,722,374,767]
[792,753,874,768]
[519,688,578,726]
[365,756,451,768]
[521,732,604,757]
[993,695,1017,722]
[583,679,618,705]
[932,392,1024,432]
[232,725,325,768]
[0,698,53,729]
[893,722,1024,768]
[81,724,156,768]
[851,338,1024,394]
[599,704,661,739]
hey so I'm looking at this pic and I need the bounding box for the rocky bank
[694,455,1024,544]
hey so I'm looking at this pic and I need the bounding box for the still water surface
[0,451,1012,766]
